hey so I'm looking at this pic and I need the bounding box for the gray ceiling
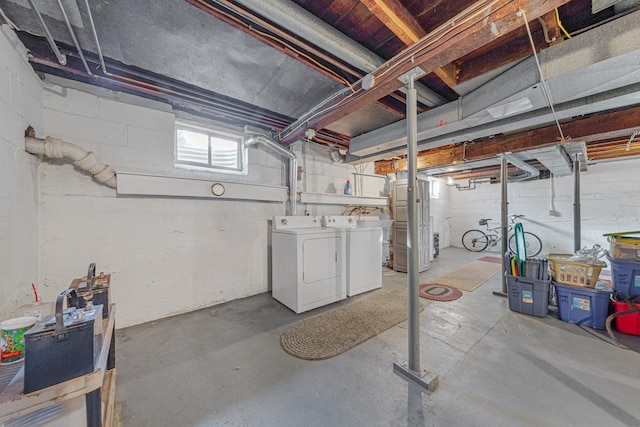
[3,0,344,118]
[2,0,640,173]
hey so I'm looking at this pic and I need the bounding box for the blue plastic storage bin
[607,253,640,298]
[554,283,612,329]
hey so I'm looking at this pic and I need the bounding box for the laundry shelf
[298,192,389,207]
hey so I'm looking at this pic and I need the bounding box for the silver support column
[573,154,581,252]
[406,77,420,372]
[393,68,438,394]
[494,154,509,297]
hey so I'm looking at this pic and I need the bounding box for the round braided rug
[419,283,463,302]
[280,289,424,360]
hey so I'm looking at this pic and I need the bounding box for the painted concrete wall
[0,26,388,327]
[448,159,640,261]
[39,87,388,327]
[0,28,42,320]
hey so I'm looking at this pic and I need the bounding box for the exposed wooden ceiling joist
[358,0,459,88]
[374,105,640,174]
[280,0,572,145]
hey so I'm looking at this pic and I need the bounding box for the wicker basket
[548,253,605,288]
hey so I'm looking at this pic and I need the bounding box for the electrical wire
[626,131,640,151]
[279,0,504,141]
[196,0,356,91]
[0,7,19,30]
[555,8,571,39]
[520,8,567,143]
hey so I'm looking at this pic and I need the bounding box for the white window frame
[428,177,440,199]
[175,120,248,175]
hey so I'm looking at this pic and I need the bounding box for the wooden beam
[360,0,424,45]
[359,0,460,89]
[455,27,547,84]
[374,105,640,174]
[281,0,572,145]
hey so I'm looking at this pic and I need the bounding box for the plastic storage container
[605,231,640,262]
[507,274,550,318]
[612,300,640,336]
[548,253,604,288]
[554,283,612,329]
[607,253,640,298]
[609,237,640,262]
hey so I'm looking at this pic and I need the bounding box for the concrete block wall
[448,159,640,259]
[41,85,349,326]
[38,86,290,327]
[0,27,42,320]
[292,141,391,218]
[35,78,385,328]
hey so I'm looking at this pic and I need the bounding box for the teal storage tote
[554,283,612,329]
[507,274,550,318]
[607,253,640,298]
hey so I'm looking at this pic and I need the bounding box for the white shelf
[117,172,287,202]
[298,192,389,207]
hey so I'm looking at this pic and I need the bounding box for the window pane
[176,129,209,165]
[210,136,239,169]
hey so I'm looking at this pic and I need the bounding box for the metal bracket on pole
[398,67,426,84]
[393,361,439,394]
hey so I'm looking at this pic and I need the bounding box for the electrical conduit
[25,135,117,188]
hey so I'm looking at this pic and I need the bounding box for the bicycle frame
[462,214,542,257]
[480,222,514,248]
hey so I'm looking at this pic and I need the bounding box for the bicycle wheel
[462,229,489,252]
[508,232,542,257]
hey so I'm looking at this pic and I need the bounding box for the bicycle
[461,214,543,257]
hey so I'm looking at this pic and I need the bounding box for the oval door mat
[280,289,424,360]
[419,284,463,302]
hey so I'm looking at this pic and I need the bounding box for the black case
[24,289,96,393]
[68,263,111,318]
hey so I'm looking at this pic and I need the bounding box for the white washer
[271,216,346,313]
[323,216,383,296]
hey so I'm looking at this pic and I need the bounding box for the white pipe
[25,136,117,188]
[245,135,297,215]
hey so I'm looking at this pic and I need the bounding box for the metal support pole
[494,154,509,297]
[406,77,420,372]
[501,154,509,293]
[573,154,581,252]
[393,68,437,394]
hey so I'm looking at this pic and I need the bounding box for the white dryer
[271,216,346,313]
[323,216,382,296]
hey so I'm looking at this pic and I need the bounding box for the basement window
[429,178,440,199]
[175,121,247,174]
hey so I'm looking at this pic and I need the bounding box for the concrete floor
[114,247,640,426]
